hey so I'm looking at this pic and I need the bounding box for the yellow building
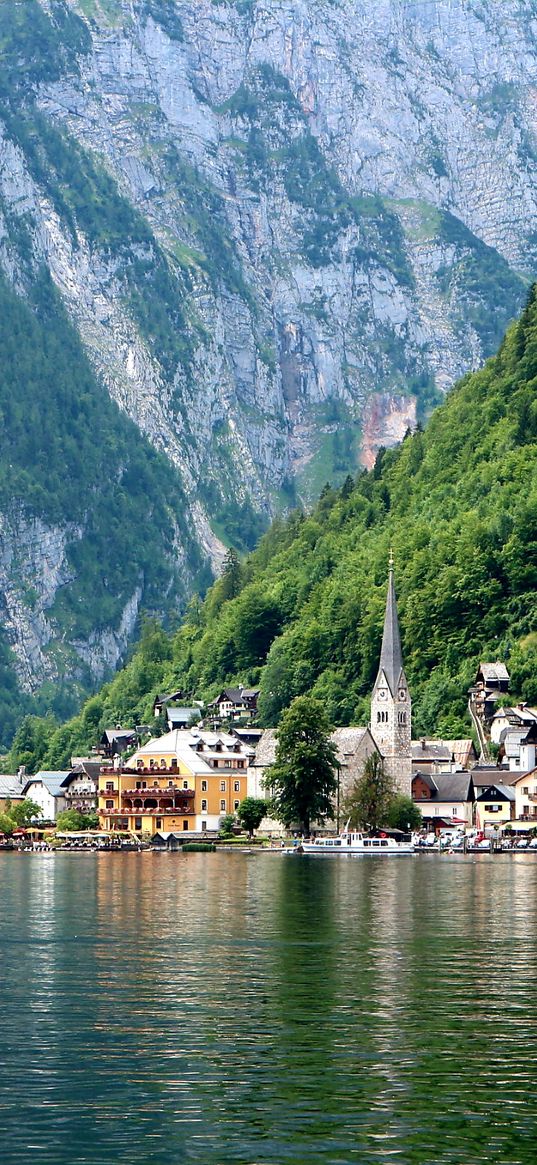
[98,729,251,837]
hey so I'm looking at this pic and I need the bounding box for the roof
[252,726,371,769]
[471,767,519,788]
[376,563,404,696]
[166,707,201,724]
[478,662,510,683]
[125,728,252,775]
[0,774,25,798]
[101,729,137,745]
[70,761,101,781]
[507,766,537,787]
[25,771,71,797]
[444,740,476,768]
[413,772,474,803]
[475,784,516,802]
[412,740,452,762]
[252,728,278,767]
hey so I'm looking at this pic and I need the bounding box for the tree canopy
[265,695,338,835]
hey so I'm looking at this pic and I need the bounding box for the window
[153,779,159,786]
[201,799,208,812]
[183,820,189,831]
[201,821,207,832]
[398,712,406,725]
[220,781,226,792]
[183,781,189,790]
[141,781,147,789]
[134,818,142,831]
[106,781,114,792]
[523,787,529,794]
[160,759,166,768]
[201,780,207,792]
[156,818,162,829]
[220,799,226,812]
[106,799,114,809]
[171,758,177,769]
[234,800,240,811]
[234,781,240,792]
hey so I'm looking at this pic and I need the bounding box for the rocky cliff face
[0,0,535,731]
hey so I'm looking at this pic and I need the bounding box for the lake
[1,851,536,1164]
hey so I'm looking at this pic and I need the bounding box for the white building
[22,772,70,822]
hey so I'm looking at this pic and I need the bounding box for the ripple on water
[0,852,536,1164]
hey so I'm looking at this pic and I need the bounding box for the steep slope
[11,288,537,772]
[0,0,536,726]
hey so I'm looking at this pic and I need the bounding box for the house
[98,728,138,758]
[0,772,26,814]
[490,704,537,745]
[411,738,477,773]
[62,760,100,814]
[510,768,537,823]
[153,690,185,717]
[208,687,260,722]
[499,722,537,772]
[165,706,202,730]
[22,772,71,822]
[473,780,516,829]
[412,772,475,828]
[475,662,510,692]
[98,728,252,836]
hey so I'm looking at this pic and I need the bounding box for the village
[1,568,537,853]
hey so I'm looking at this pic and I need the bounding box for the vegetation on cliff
[8,289,537,771]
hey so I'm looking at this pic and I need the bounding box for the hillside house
[208,687,260,722]
[498,722,537,772]
[490,704,537,745]
[153,690,185,717]
[98,728,138,759]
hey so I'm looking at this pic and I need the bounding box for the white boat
[290,829,414,856]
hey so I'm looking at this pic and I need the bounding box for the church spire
[376,552,404,696]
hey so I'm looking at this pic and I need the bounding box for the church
[369,557,412,798]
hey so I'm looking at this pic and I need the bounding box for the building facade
[370,560,412,797]
[98,729,251,836]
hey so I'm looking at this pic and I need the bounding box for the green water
[1,851,536,1164]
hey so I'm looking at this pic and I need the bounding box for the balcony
[102,806,195,817]
[120,786,194,799]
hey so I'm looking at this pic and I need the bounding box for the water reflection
[1,853,536,1164]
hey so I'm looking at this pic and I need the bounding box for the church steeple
[370,553,412,797]
[376,550,404,696]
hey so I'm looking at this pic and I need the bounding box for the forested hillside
[9,290,537,773]
[0,0,535,729]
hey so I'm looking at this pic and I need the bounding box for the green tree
[0,812,15,835]
[237,797,267,838]
[10,798,42,826]
[387,795,422,832]
[55,808,85,832]
[343,753,395,831]
[219,813,237,838]
[265,695,338,835]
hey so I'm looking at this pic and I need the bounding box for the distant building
[208,687,260,722]
[22,772,71,822]
[510,768,537,823]
[98,729,138,759]
[370,558,412,797]
[98,728,252,836]
[165,707,202,730]
[412,772,475,829]
[411,738,477,773]
[62,760,101,814]
[0,772,26,814]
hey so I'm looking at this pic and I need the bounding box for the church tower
[370,555,412,797]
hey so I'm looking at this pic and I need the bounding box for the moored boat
[289,829,414,855]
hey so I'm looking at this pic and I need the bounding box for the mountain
[0,0,536,735]
[9,287,537,773]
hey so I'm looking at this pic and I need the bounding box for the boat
[289,829,414,856]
